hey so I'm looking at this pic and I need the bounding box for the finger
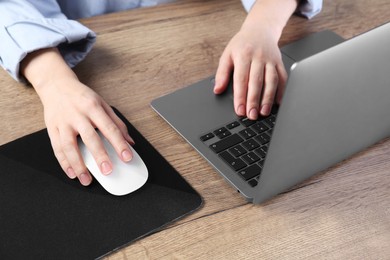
[47,127,76,179]
[260,63,279,116]
[214,50,234,94]
[90,106,133,163]
[275,63,288,104]
[79,124,113,176]
[101,103,134,145]
[233,55,251,117]
[60,127,92,186]
[246,61,265,120]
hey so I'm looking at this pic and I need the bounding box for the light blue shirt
[241,0,323,19]
[0,0,322,81]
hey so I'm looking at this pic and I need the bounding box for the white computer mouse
[78,131,148,196]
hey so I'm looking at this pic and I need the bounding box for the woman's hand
[214,24,287,119]
[214,0,299,120]
[21,48,134,186]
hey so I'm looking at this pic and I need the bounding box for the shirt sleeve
[240,0,323,19]
[0,0,96,81]
[295,0,323,19]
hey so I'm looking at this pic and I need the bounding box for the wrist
[242,0,299,41]
[241,18,281,44]
[21,48,79,101]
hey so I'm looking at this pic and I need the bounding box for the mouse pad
[0,107,203,259]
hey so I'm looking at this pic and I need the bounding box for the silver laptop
[151,23,390,204]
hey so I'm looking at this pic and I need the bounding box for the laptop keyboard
[200,106,278,188]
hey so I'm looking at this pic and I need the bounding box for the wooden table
[1,0,389,259]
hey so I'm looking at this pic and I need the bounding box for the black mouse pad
[0,107,203,259]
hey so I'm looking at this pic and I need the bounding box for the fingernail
[261,104,271,116]
[101,161,112,175]
[66,167,76,179]
[127,134,135,145]
[213,85,221,94]
[79,173,91,186]
[237,105,245,116]
[249,108,258,120]
[122,149,132,162]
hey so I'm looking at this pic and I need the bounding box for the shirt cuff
[296,0,323,19]
[240,0,322,19]
[0,18,96,81]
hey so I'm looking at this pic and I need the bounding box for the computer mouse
[78,131,148,196]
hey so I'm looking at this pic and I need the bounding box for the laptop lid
[151,30,345,202]
[254,22,390,203]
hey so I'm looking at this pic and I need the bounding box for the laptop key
[264,116,276,127]
[242,139,260,151]
[258,160,264,167]
[214,127,228,135]
[200,132,215,142]
[229,145,247,157]
[239,128,256,139]
[254,147,266,158]
[219,151,247,171]
[239,117,256,127]
[226,121,240,129]
[255,133,270,145]
[216,130,231,139]
[251,122,269,134]
[241,152,260,164]
[260,145,268,153]
[239,164,262,181]
[210,134,243,153]
[248,178,258,187]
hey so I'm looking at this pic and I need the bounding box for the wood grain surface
[1,0,389,259]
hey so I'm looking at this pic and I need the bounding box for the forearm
[20,48,78,103]
[0,0,95,82]
[242,0,299,40]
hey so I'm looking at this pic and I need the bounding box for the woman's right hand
[21,48,134,186]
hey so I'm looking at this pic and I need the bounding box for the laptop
[151,23,390,204]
